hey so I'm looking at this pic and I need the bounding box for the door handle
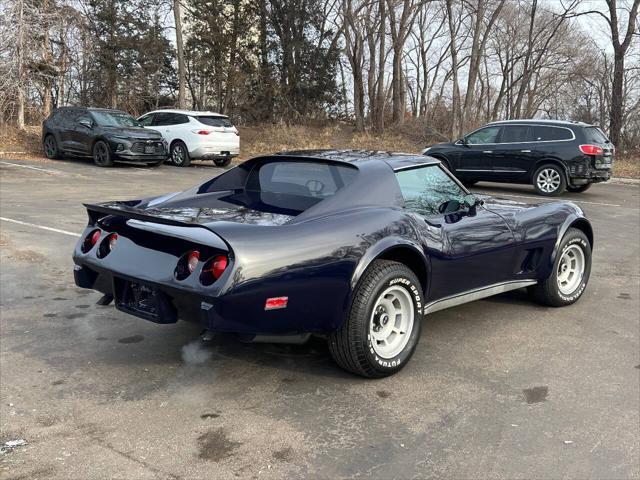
[520,149,531,153]
[482,150,493,154]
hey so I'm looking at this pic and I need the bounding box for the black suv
[42,107,168,167]
[423,120,613,196]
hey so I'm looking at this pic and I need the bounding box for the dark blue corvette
[73,150,593,377]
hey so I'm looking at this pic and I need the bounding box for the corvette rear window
[246,161,358,199]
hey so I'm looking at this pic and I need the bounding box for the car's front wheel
[533,164,566,196]
[92,140,113,167]
[566,183,592,193]
[170,141,191,167]
[529,227,591,307]
[214,157,232,168]
[328,260,423,378]
[43,134,61,159]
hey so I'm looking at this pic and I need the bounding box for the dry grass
[1,123,638,178]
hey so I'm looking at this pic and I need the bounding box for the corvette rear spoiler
[84,203,229,250]
[85,203,201,228]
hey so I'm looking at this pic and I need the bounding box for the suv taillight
[579,144,603,155]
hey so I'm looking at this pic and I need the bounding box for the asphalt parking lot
[1,157,639,480]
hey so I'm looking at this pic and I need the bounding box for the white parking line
[0,161,62,175]
[0,217,79,237]
[474,191,621,207]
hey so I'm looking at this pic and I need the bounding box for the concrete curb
[610,177,640,185]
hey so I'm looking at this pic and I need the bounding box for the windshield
[92,111,140,127]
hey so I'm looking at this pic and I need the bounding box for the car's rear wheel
[92,141,113,167]
[529,228,591,307]
[43,134,61,159]
[328,260,423,378]
[566,183,592,193]
[170,141,190,167]
[533,164,566,196]
[214,157,232,168]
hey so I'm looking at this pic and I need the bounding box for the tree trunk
[174,0,186,109]
[16,0,25,129]
[374,0,386,133]
[609,52,624,147]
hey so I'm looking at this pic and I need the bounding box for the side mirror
[79,119,93,129]
[463,194,483,215]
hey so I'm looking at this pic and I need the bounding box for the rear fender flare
[349,236,428,297]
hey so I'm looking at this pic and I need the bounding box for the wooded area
[1,0,639,150]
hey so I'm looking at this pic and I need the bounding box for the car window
[77,114,93,126]
[246,161,358,198]
[196,116,233,127]
[584,126,608,143]
[500,125,532,143]
[92,111,140,127]
[532,126,573,141]
[395,165,467,216]
[154,113,188,126]
[138,114,154,126]
[466,126,501,145]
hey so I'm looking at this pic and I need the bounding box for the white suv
[138,109,240,167]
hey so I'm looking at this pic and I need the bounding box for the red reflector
[579,144,603,155]
[91,230,101,245]
[82,229,101,253]
[195,130,210,135]
[187,250,200,273]
[265,297,288,311]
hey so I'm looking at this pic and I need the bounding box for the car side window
[466,126,501,145]
[533,126,573,141]
[395,165,467,216]
[138,114,154,126]
[500,125,532,143]
[154,113,189,126]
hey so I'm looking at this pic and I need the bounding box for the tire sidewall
[534,164,566,196]
[170,141,189,166]
[361,269,423,375]
[44,135,58,158]
[93,141,112,167]
[552,232,591,304]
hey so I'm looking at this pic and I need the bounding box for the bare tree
[174,0,186,109]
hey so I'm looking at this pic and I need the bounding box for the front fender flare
[549,212,594,269]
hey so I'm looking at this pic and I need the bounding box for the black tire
[214,157,232,168]
[566,183,592,193]
[528,228,591,307]
[328,260,424,378]
[533,164,566,196]
[169,141,191,167]
[92,140,113,167]
[43,134,61,159]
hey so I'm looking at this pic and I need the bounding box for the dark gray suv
[422,120,613,196]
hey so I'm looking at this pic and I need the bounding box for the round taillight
[188,251,200,273]
[98,233,118,258]
[200,255,228,286]
[81,229,101,253]
[175,250,200,280]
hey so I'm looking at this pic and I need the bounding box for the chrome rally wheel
[556,244,585,296]
[369,285,414,359]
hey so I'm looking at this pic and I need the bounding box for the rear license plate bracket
[114,278,177,323]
